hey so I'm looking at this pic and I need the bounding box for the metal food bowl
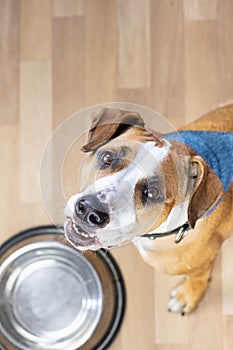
[0,226,126,350]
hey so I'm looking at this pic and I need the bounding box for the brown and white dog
[64,105,233,315]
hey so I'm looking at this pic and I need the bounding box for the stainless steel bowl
[0,226,125,350]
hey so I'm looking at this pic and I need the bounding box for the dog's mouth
[64,218,102,250]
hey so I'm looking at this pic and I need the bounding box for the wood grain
[20,0,52,60]
[85,0,118,105]
[113,245,155,350]
[185,20,219,121]
[222,239,233,315]
[218,0,233,102]
[53,17,85,126]
[19,62,52,203]
[223,316,233,350]
[188,254,223,350]
[53,0,84,17]
[0,0,19,123]
[155,272,188,344]
[156,345,188,350]
[150,0,185,124]
[183,0,218,21]
[117,0,151,88]
[0,125,19,240]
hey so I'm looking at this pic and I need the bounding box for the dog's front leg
[168,268,212,315]
[135,231,223,315]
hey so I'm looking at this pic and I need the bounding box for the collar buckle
[174,224,190,244]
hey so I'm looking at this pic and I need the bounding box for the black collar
[142,222,190,244]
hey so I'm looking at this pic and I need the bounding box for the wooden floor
[1,1,233,349]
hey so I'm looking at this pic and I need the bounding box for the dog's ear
[81,108,145,152]
[188,155,224,229]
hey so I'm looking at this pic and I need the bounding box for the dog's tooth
[80,231,89,238]
[72,221,92,238]
[73,223,79,234]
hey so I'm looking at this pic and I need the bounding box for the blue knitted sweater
[164,130,233,193]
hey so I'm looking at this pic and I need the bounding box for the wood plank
[20,0,52,60]
[222,239,233,315]
[150,0,185,125]
[155,272,188,343]
[188,254,223,350]
[112,245,155,350]
[16,203,50,241]
[117,88,152,110]
[49,115,89,224]
[85,0,117,105]
[156,345,188,350]
[117,88,185,130]
[0,128,49,244]
[0,0,19,123]
[223,316,233,350]
[183,0,218,21]
[0,125,19,243]
[185,21,219,122]
[53,17,85,126]
[20,62,52,203]
[53,0,84,17]
[117,0,151,88]
[218,0,233,102]
[0,204,51,247]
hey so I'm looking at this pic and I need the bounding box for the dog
[64,105,233,315]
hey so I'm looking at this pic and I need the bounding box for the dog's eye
[101,152,114,165]
[143,186,160,201]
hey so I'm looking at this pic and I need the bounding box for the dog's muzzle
[64,167,139,250]
[64,193,111,250]
[75,195,110,228]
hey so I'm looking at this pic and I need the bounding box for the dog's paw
[168,277,209,315]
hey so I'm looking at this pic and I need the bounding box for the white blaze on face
[90,140,171,246]
[65,140,171,247]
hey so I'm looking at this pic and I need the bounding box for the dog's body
[65,105,233,315]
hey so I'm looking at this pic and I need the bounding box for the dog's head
[64,108,223,250]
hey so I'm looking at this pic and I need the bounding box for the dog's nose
[75,195,109,227]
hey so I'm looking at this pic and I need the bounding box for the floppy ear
[188,155,224,229]
[81,108,145,152]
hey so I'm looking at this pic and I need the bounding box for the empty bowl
[0,226,126,350]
